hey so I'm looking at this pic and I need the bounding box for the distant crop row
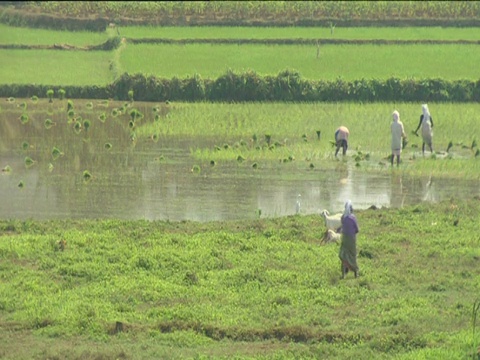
[2,71,480,103]
[17,1,480,21]
[2,1,480,31]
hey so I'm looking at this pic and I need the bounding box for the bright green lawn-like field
[1,199,480,359]
[0,49,113,85]
[2,25,480,45]
[1,24,480,85]
[4,42,479,85]
[119,26,480,41]
[120,43,480,80]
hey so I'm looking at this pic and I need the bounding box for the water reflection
[1,100,479,222]
[2,154,478,222]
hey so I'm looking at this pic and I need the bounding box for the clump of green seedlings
[51,146,64,160]
[129,108,143,122]
[30,95,38,103]
[82,170,92,182]
[46,89,54,103]
[83,119,91,131]
[58,89,66,100]
[24,156,35,167]
[44,118,55,129]
[67,100,74,112]
[73,120,82,133]
[19,114,29,124]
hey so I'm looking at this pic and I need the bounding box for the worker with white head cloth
[391,110,406,166]
[414,104,434,155]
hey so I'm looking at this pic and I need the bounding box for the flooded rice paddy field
[1,98,478,222]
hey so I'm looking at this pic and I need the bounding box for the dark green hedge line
[1,71,480,103]
[0,37,122,51]
[128,38,480,46]
[2,7,480,32]
[0,8,108,32]
[3,37,478,51]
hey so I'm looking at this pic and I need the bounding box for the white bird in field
[296,194,301,214]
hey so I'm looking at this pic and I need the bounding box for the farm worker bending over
[339,200,359,279]
[334,126,350,157]
[414,104,434,155]
[391,110,406,166]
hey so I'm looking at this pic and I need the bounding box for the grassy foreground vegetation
[1,199,480,359]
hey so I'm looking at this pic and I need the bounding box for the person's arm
[354,218,359,234]
[414,115,423,134]
[430,116,434,128]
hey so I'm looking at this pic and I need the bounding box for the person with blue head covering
[339,200,360,279]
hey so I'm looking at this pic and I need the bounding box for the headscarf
[392,110,400,123]
[422,104,430,123]
[343,200,353,217]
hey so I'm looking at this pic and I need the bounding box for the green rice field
[119,26,480,41]
[0,49,113,85]
[120,43,479,81]
[1,24,479,85]
[1,4,480,358]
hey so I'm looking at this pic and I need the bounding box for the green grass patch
[0,199,480,359]
[120,43,480,80]
[120,26,480,41]
[0,49,113,85]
